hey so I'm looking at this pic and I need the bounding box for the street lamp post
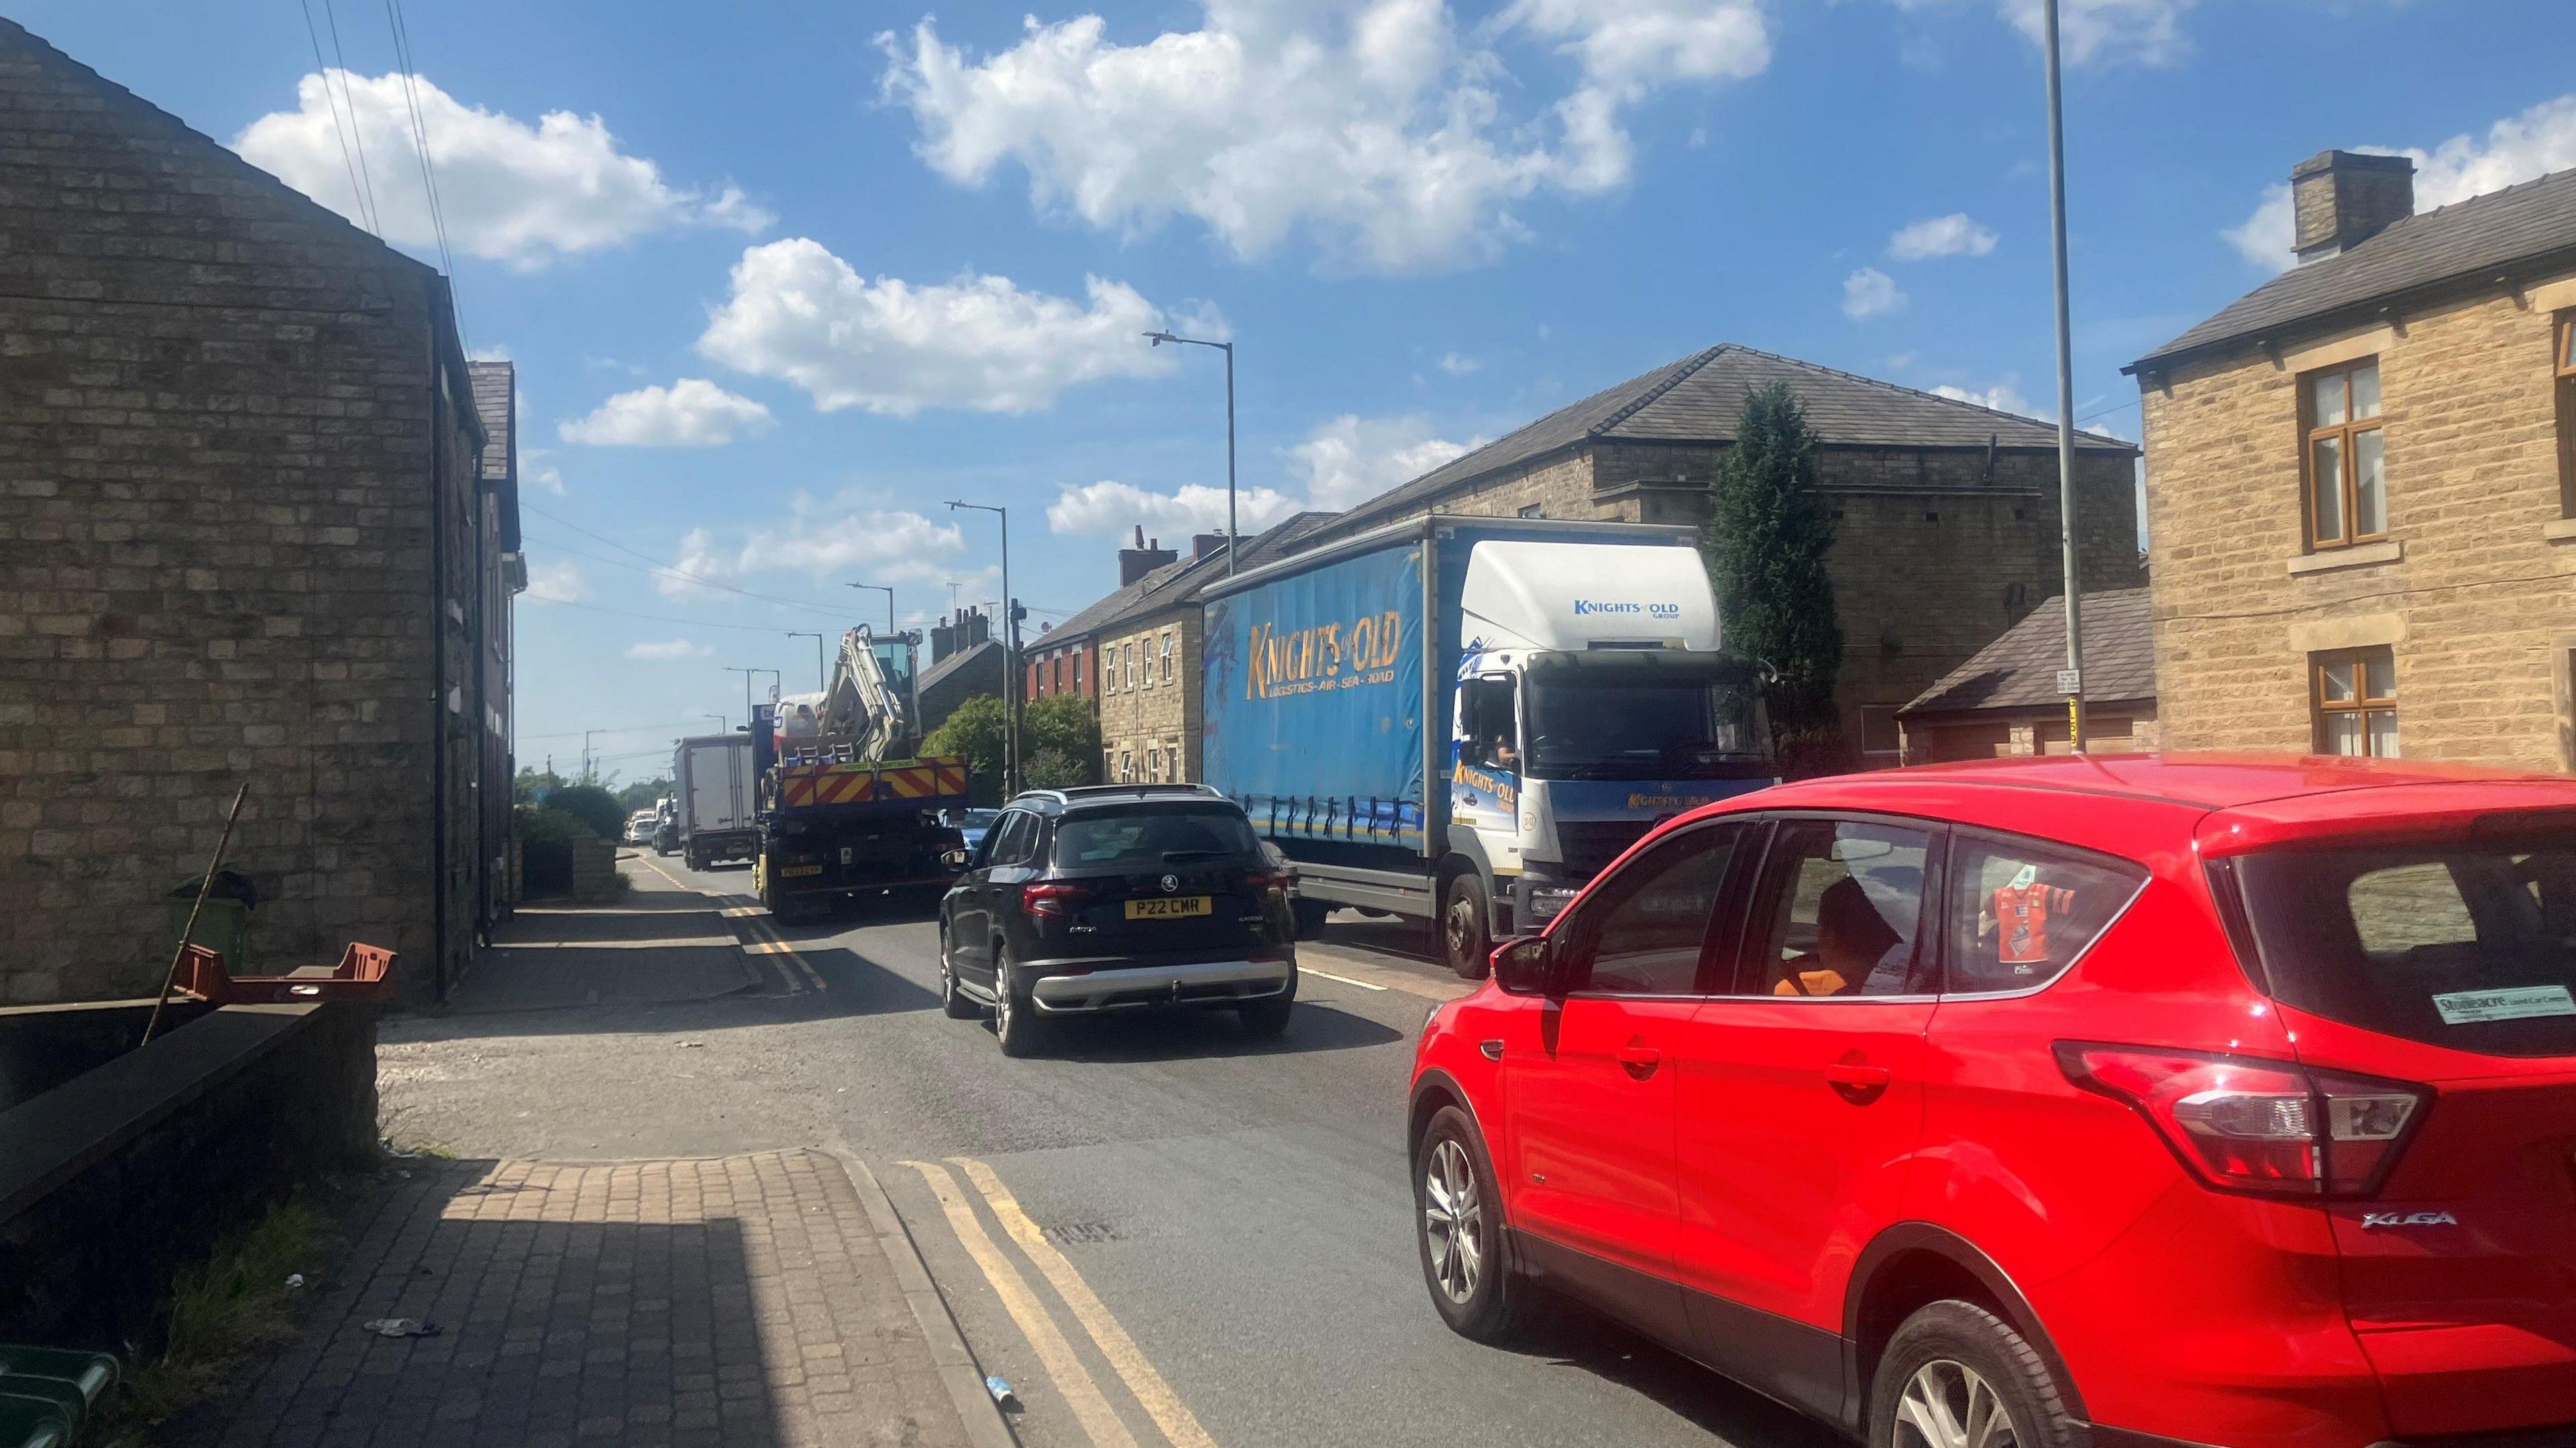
[722,667,778,729]
[2043,0,2088,753]
[945,500,1016,793]
[1142,329,1237,573]
[846,582,896,638]
[786,632,826,693]
[702,713,727,734]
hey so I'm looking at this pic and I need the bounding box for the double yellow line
[905,1157,1218,1448]
[633,855,827,994]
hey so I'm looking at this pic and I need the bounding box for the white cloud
[1046,411,1484,535]
[1888,213,1998,260]
[559,379,773,447]
[1288,412,1482,510]
[233,70,769,269]
[1046,480,1301,537]
[1998,0,2194,66]
[1438,351,1480,376]
[1841,266,1906,320]
[661,499,965,598]
[698,239,1208,416]
[525,559,589,604]
[625,639,713,661]
[1932,380,2039,417]
[879,1,1767,274]
[519,446,566,496]
[2226,94,2576,272]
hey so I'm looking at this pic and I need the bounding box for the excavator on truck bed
[749,626,971,921]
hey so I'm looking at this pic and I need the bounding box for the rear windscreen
[1053,807,1263,869]
[2233,840,2576,1056]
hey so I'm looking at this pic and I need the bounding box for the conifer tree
[1701,382,1846,770]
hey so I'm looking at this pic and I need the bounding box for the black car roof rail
[1005,783,1230,812]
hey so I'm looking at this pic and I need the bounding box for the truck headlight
[1527,886,1580,924]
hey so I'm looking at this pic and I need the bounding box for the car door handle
[1615,1044,1662,1077]
[1823,1062,1891,1103]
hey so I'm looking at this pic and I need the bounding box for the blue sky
[20,0,2576,784]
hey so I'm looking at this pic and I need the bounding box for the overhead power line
[297,0,373,235]
[523,594,841,636]
[382,0,463,345]
[318,0,382,236]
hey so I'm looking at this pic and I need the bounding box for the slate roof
[467,361,521,551]
[2134,165,2576,372]
[1040,512,1341,647]
[1324,344,2131,538]
[1900,588,2157,717]
[920,637,1002,697]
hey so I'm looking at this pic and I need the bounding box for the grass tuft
[97,1198,337,1444]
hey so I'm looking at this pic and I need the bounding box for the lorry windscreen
[1521,653,1766,779]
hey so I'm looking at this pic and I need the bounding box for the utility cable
[319,0,382,237]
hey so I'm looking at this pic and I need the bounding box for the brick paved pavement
[191,1152,980,1448]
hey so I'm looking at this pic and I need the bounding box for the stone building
[1303,344,2143,757]
[0,21,520,1005]
[916,606,1002,736]
[1036,519,1335,783]
[468,361,527,944]
[2129,152,2576,767]
[1897,588,2159,762]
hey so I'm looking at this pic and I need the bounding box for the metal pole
[787,632,824,691]
[847,583,895,638]
[2043,0,2087,753]
[1224,341,1238,573]
[1000,509,1016,793]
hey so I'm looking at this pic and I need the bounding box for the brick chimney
[1118,524,1177,586]
[2292,150,2416,264]
[1189,533,1227,561]
[929,614,955,665]
[926,606,989,665]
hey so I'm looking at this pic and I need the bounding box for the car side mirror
[940,848,971,869]
[1491,936,1556,996]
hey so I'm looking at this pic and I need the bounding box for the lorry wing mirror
[939,848,971,869]
[1491,936,1556,996]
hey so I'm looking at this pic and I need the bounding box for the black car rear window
[2232,837,2576,1057]
[1053,806,1263,869]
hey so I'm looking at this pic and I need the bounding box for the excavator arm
[816,626,917,763]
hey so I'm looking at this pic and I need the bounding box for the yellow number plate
[782,864,823,878]
[1124,896,1212,920]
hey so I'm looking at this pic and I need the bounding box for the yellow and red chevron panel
[776,755,969,809]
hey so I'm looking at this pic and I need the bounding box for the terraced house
[2132,151,2576,768]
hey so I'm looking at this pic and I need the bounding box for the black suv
[936,785,1297,1056]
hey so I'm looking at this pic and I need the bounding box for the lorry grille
[1556,820,1654,876]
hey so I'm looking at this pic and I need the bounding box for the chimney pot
[2292,150,2416,264]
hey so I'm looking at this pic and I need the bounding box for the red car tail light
[1242,870,1287,894]
[1020,883,1091,919]
[2055,1042,2428,1198]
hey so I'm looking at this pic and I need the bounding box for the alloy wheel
[1421,1138,1483,1304]
[1894,1359,2019,1448]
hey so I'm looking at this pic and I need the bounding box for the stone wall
[2141,274,2576,767]
[0,25,487,1003]
[1097,608,1200,781]
[0,1000,379,1351]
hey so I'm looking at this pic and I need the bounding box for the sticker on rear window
[2431,985,2576,1025]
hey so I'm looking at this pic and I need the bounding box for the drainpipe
[427,283,451,1005]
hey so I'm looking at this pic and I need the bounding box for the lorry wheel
[1442,873,1492,981]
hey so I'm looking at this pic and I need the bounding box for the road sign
[2055,669,2082,695]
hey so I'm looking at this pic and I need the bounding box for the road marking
[720,906,763,918]
[904,1161,1139,1448]
[1301,967,1388,993]
[954,1158,1220,1448]
[636,856,824,993]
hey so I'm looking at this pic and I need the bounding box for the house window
[1126,642,1138,690]
[2312,647,2398,758]
[2555,312,2576,516]
[1160,632,1173,683]
[1859,705,1903,761]
[1120,750,1134,782]
[1148,748,1163,781]
[1517,504,1543,518]
[2303,359,2385,549]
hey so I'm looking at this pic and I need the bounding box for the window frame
[1550,819,1759,999]
[1160,631,1174,683]
[2555,312,2576,518]
[2301,359,2387,551]
[1716,812,1947,1001]
[2310,645,2399,758]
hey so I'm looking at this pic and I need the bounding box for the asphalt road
[380,855,1842,1448]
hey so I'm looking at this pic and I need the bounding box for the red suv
[1409,755,2576,1448]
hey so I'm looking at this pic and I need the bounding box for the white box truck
[672,732,755,871]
